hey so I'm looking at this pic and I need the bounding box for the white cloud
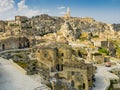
[17,0,41,17]
[57,6,66,10]
[18,0,28,11]
[40,9,50,14]
[0,0,14,12]
[0,0,41,20]
[57,6,66,15]
[59,11,66,15]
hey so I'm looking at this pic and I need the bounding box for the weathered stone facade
[0,36,30,51]
[35,43,95,90]
[92,53,104,64]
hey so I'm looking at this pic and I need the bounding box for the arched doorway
[56,64,60,71]
[71,80,75,87]
[83,83,85,89]
[2,44,5,50]
[18,37,30,48]
[78,51,82,58]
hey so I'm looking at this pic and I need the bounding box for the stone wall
[56,67,88,90]
[0,36,30,51]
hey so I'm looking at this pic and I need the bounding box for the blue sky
[0,0,120,23]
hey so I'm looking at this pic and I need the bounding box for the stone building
[15,16,28,24]
[92,52,104,64]
[80,17,95,23]
[0,20,5,32]
[35,43,72,72]
[0,36,30,51]
[35,43,95,90]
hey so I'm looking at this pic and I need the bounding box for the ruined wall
[58,67,88,90]
[36,47,57,70]
[0,36,30,51]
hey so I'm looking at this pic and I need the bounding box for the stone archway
[18,37,30,48]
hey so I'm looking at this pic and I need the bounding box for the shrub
[98,48,109,55]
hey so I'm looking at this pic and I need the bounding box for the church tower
[63,7,71,18]
[66,7,70,17]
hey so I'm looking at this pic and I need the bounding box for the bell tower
[63,7,71,18]
[66,7,70,17]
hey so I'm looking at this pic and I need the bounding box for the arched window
[61,53,64,56]
[71,71,74,75]
[71,80,75,87]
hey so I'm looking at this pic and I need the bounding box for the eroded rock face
[25,14,111,38]
[30,14,64,36]
[57,21,81,41]
[1,14,115,43]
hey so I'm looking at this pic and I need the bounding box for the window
[71,71,74,75]
[44,53,48,57]
[56,64,60,71]
[61,64,63,71]
[61,53,64,56]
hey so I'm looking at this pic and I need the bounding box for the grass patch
[14,61,28,69]
[98,47,109,55]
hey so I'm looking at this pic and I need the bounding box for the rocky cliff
[0,14,114,39]
[28,15,111,37]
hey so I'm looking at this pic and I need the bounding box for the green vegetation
[113,40,120,58]
[10,23,19,27]
[92,35,99,38]
[98,47,109,55]
[78,85,83,90]
[80,37,87,41]
[109,85,113,90]
[15,53,23,58]
[21,20,28,23]
[79,32,88,41]
[14,61,28,69]
[80,48,87,54]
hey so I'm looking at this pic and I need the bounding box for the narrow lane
[93,65,119,90]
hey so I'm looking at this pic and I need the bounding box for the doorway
[56,64,60,71]
[2,44,5,50]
